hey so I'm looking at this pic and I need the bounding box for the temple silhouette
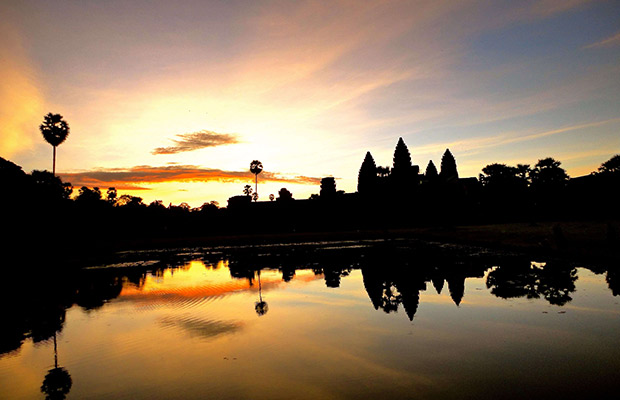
[224,138,618,233]
[226,137,481,230]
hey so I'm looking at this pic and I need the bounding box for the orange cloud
[152,130,239,155]
[59,164,321,189]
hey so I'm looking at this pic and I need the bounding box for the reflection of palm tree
[41,332,72,400]
[254,270,269,316]
[250,160,263,201]
[40,113,70,176]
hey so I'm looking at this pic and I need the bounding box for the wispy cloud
[0,23,44,158]
[583,31,620,49]
[152,130,239,155]
[526,0,592,17]
[59,165,321,189]
[410,118,620,158]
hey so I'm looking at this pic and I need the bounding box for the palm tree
[40,113,70,176]
[250,160,263,201]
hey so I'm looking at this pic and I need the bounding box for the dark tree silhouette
[486,261,577,306]
[250,160,263,201]
[515,164,531,182]
[606,269,620,296]
[478,163,530,219]
[440,149,459,182]
[486,263,539,300]
[530,158,568,211]
[269,193,275,201]
[598,154,620,175]
[199,201,219,214]
[148,200,166,209]
[31,170,73,200]
[40,113,70,176]
[116,194,145,208]
[243,184,253,196]
[277,187,293,201]
[536,262,577,306]
[530,158,568,190]
[479,164,525,189]
[76,186,102,203]
[358,151,377,195]
[106,187,117,204]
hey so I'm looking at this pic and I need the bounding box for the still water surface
[1,240,619,399]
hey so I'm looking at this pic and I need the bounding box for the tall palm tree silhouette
[250,160,263,201]
[40,113,70,176]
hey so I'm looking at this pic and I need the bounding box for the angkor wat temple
[225,137,481,232]
[357,137,475,201]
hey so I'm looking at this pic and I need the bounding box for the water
[1,240,619,399]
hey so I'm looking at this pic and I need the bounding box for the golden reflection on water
[0,261,619,399]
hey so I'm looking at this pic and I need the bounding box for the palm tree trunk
[255,174,258,201]
[54,332,58,369]
[53,146,56,176]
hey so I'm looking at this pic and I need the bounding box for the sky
[1,0,619,207]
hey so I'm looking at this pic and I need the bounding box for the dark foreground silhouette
[1,143,619,265]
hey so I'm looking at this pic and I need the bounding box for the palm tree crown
[40,113,69,147]
[40,113,70,176]
[250,160,263,201]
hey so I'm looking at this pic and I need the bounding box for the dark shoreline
[94,219,619,264]
[11,220,618,272]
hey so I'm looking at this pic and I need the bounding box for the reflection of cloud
[152,130,239,155]
[59,165,321,189]
[160,316,242,339]
[583,31,620,49]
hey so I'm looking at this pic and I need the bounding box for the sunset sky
[1,0,619,207]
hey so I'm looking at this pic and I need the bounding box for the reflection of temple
[361,264,480,321]
[357,247,587,321]
[0,247,613,360]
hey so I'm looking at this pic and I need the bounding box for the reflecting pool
[1,240,619,399]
